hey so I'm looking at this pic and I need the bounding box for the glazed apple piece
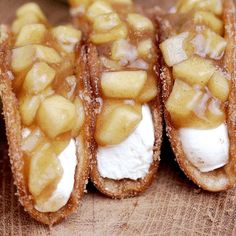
[203,29,227,59]
[37,95,76,138]
[71,97,85,137]
[208,71,231,102]
[51,137,70,155]
[127,13,154,32]
[20,89,51,130]
[191,28,227,60]
[206,99,225,126]
[90,23,128,44]
[193,11,223,35]
[29,142,63,198]
[12,14,42,34]
[15,24,47,47]
[35,45,62,64]
[166,79,203,127]
[86,1,113,21]
[16,2,46,22]
[111,39,137,62]
[95,101,142,146]
[19,95,41,126]
[176,0,223,16]
[11,45,35,72]
[21,128,45,153]
[12,3,46,34]
[101,71,147,99]
[137,39,153,60]
[52,25,82,53]
[197,0,223,15]
[93,12,121,32]
[137,74,158,103]
[160,32,191,67]
[23,62,56,94]
[176,0,202,13]
[173,56,215,86]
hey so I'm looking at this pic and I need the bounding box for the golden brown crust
[87,38,163,198]
[222,0,236,186]
[159,0,236,192]
[0,29,92,225]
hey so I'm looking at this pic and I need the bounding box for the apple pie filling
[10,3,84,212]
[71,0,158,180]
[160,0,230,172]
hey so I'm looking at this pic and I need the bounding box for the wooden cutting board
[0,0,236,235]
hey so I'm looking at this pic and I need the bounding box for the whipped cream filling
[97,105,155,180]
[35,139,77,212]
[179,123,229,172]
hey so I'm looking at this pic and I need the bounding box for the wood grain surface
[0,0,236,235]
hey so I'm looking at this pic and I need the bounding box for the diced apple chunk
[176,0,222,15]
[90,23,128,44]
[111,39,137,62]
[97,99,123,117]
[35,45,62,64]
[19,95,41,126]
[23,62,56,94]
[173,56,215,86]
[101,71,147,99]
[71,97,85,137]
[176,0,202,13]
[160,32,190,67]
[22,128,45,153]
[29,142,63,198]
[166,79,203,127]
[86,1,113,21]
[206,99,225,127]
[93,13,121,32]
[194,11,223,35]
[51,137,70,155]
[191,29,227,59]
[15,24,47,47]
[203,29,227,59]
[12,13,40,34]
[11,45,35,73]
[197,0,223,16]
[127,13,154,31]
[37,95,76,138]
[137,74,158,103]
[95,102,142,145]
[208,71,230,102]
[16,3,46,22]
[137,39,153,59]
[52,26,82,53]
[52,25,82,42]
